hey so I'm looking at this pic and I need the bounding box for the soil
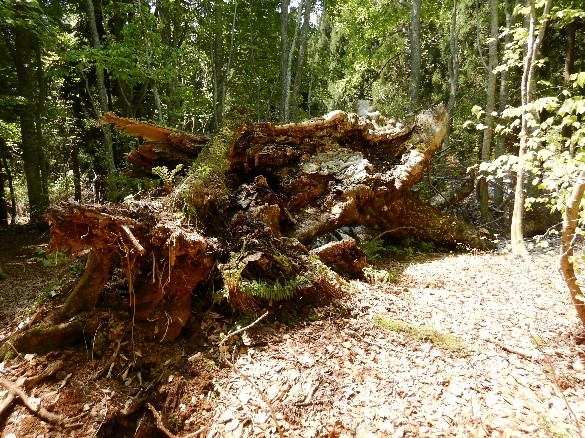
[0,227,584,437]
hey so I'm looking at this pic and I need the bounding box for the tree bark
[479,0,499,221]
[559,169,585,325]
[85,0,116,173]
[408,0,422,113]
[494,0,514,207]
[3,26,49,223]
[291,0,313,121]
[443,0,459,151]
[511,0,551,256]
[279,0,290,122]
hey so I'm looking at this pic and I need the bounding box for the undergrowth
[361,236,438,262]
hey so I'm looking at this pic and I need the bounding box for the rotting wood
[1,106,494,358]
[100,112,208,173]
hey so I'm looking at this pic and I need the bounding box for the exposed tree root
[0,377,63,425]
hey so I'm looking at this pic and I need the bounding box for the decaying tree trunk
[228,106,489,248]
[1,106,493,358]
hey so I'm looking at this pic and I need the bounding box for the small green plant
[152,164,184,194]
[240,275,311,301]
[373,314,467,353]
[363,266,398,284]
[166,414,182,434]
[29,246,69,267]
[361,238,387,261]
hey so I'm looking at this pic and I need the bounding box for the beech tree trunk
[408,0,422,113]
[559,169,585,325]
[511,0,552,256]
[85,0,116,174]
[479,0,498,222]
[3,25,49,223]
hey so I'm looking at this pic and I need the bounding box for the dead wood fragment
[310,239,367,277]
[100,112,208,172]
[0,360,65,419]
[0,377,63,425]
[0,314,100,359]
[147,403,179,438]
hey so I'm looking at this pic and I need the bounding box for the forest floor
[0,228,584,437]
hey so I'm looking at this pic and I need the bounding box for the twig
[481,337,540,361]
[295,377,322,406]
[0,361,63,419]
[0,389,17,418]
[24,360,64,390]
[223,356,284,438]
[147,402,178,438]
[0,377,63,425]
[533,337,584,437]
[5,341,25,361]
[218,312,283,438]
[219,311,268,347]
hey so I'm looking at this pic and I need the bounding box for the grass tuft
[373,314,467,354]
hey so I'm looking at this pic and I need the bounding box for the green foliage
[373,314,467,354]
[105,174,158,203]
[29,246,69,267]
[240,275,311,301]
[362,267,398,284]
[152,164,184,194]
[360,238,387,262]
[362,236,436,261]
[481,73,585,215]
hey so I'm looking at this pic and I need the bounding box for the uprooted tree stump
[0,105,493,359]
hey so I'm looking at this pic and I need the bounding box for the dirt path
[202,252,585,437]
[0,231,584,437]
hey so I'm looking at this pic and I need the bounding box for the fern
[240,276,310,301]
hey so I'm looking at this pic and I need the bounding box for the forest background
[0,0,584,255]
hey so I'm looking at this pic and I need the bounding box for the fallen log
[1,107,492,357]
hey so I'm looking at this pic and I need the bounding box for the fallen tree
[0,106,492,360]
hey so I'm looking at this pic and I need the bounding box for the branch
[0,377,63,425]
[147,403,178,438]
[218,311,283,438]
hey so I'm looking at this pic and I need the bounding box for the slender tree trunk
[85,0,116,174]
[220,0,238,123]
[281,0,303,123]
[71,142,82,202]
[494,0,513,207]
[3,27,49,223]
[307,0,326,118]
[0,139,16,224]
[562,21,576,153]
[211,0,224,130]
[479,0,499,221]
[279,0,290,122]
[560,169,585,325]
[563,21,575,83]
[291,0,312,121]
[443,0,458,151]
[408,0,422,113]
[33,43,49,196]
[511,0,552,256]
